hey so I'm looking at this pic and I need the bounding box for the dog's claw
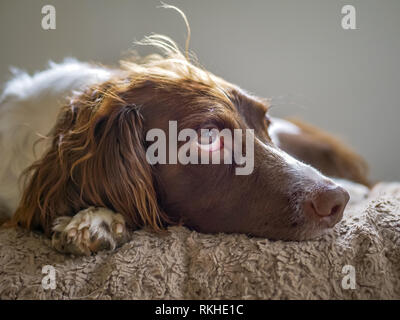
[51,207,129,255]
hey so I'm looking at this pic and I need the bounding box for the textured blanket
[0,182,399,300]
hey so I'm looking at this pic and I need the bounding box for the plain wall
[0,0,399,181]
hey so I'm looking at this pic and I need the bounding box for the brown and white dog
[0,35,370,255]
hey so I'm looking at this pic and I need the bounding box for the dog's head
[13,36,349,240]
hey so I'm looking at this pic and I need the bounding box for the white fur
[0,59,114,215]
[52,207,125,241]
[267,118,369,204]
[51,207,127,255]
[262,141,331,194]
[268,117,301,147]
[0,59,366,220]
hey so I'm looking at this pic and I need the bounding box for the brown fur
[280,118,370,187]
[11,81,168,236]
[7,36,365,241]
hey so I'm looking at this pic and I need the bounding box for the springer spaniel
[0,36,369,255]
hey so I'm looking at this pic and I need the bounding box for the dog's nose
[304,186,350,227]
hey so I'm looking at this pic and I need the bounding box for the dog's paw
[51,207,129,255]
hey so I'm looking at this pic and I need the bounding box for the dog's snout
[313,186,349,217]
[304,185,350,227]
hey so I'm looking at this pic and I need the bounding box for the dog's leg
[51,207,130,255]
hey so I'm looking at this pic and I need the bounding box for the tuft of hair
[9,4,229,235]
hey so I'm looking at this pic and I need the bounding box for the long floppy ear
[11,94,167,236]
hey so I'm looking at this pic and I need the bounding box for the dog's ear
[82,103,167,230]
[11,94,167,235]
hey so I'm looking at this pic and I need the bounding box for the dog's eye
[197,128,222,152]
[199,129,218,144]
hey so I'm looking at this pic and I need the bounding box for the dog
[0,34,370,255]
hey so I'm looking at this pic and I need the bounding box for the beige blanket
[1,182,400,300]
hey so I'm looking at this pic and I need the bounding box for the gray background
[0,0,399,182]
